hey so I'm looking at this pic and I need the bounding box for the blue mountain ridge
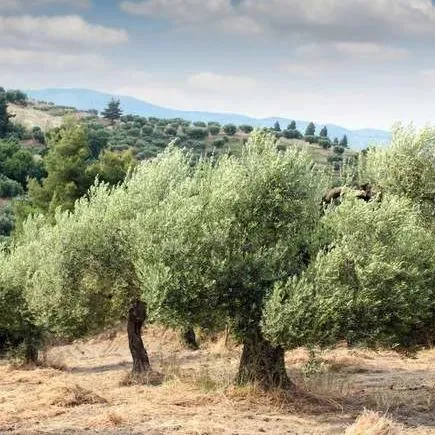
[26,88,391,149]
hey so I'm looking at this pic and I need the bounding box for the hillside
[26,88,391,150]
[8,103,95,132]
[7,98,356,168]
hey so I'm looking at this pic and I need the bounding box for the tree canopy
[102,99,123,124]
[305,122,316,137]
[0,125,433,390]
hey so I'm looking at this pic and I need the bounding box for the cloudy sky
[2,0,435,129]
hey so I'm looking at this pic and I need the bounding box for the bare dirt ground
[0,326,434,434]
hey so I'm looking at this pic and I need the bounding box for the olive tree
[264,195,435,351]
[2,146,191,370]
[0,247,42,362]
[132,131,325,388]
[358,124,435,219]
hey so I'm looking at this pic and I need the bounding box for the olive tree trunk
[181,326,199,350]
[236,329,293,390]
[127,299,151,373]
[23,321,40,365]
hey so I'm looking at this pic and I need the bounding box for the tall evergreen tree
[340,134,349,148]
[273,121,281,132]
[319,126,328,137]
[304,122,316,136]
[288,120,297,130]
[102,99,123,124]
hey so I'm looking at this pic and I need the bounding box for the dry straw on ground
[345,410,403,435]
[50,384,107,407]
[0,326,434,434]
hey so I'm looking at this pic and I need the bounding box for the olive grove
[0,127,434,390]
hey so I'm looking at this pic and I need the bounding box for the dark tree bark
[23,321,39,365]
[24,341,38,364]
[236,329,293,390]
[127,299,151,373]
[181,326,199,350]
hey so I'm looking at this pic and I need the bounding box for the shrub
[186,127,209,140]
[223,124,237,136]
[239,125,254,134]
[32,127,45,145]
[141,125,154,136]
[213,138,226,148]
[208,125,221,136]
[165,126,178,136]
[304,135,318,144]
[319,138,331,149]
[283,129,302,139]
[0,204,15,236]
[129,128,141,138]
[0,176,24,197]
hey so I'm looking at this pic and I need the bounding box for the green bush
[239,125,254,134]
[0,175,24,197]
[319,138,331,149]
[208,125,221,136]
[141,125,154,136]
[186,127,209,140]
[32,127,45,145]
[165,126,178,136]
[283,129,302,139]
[223,124,237,136]
[212,138,226,148]
[0,204,15,236]
[193,121,207,128]
[304,135,318,144]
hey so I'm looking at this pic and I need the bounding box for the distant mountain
[26,88,391,149]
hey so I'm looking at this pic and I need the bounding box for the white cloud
[187,72,257,93]
[335,42,409,61]
[0,0,91,10]
[120,0,435,43]
[120,0,231,24]
[0,48,108,71]
[0,15,128,49]
[296,42,410,62]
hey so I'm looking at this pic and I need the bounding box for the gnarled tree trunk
[127,299,151,373]
[236,329,293,390]
[181,326,199,350]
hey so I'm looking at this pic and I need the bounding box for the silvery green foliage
[359,124,435,217]
[132,131,325,334]
[263,195,435,349]
[0,146,193,339]
[3,188,134,338]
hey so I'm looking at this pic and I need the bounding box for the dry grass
[9,102,91,131]
[0,326,434,434]
[120,369,164,386]
[51,384,107,408]
[9,103,64,131]
[345,410,403,435]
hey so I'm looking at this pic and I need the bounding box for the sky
[2,0,435,129]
